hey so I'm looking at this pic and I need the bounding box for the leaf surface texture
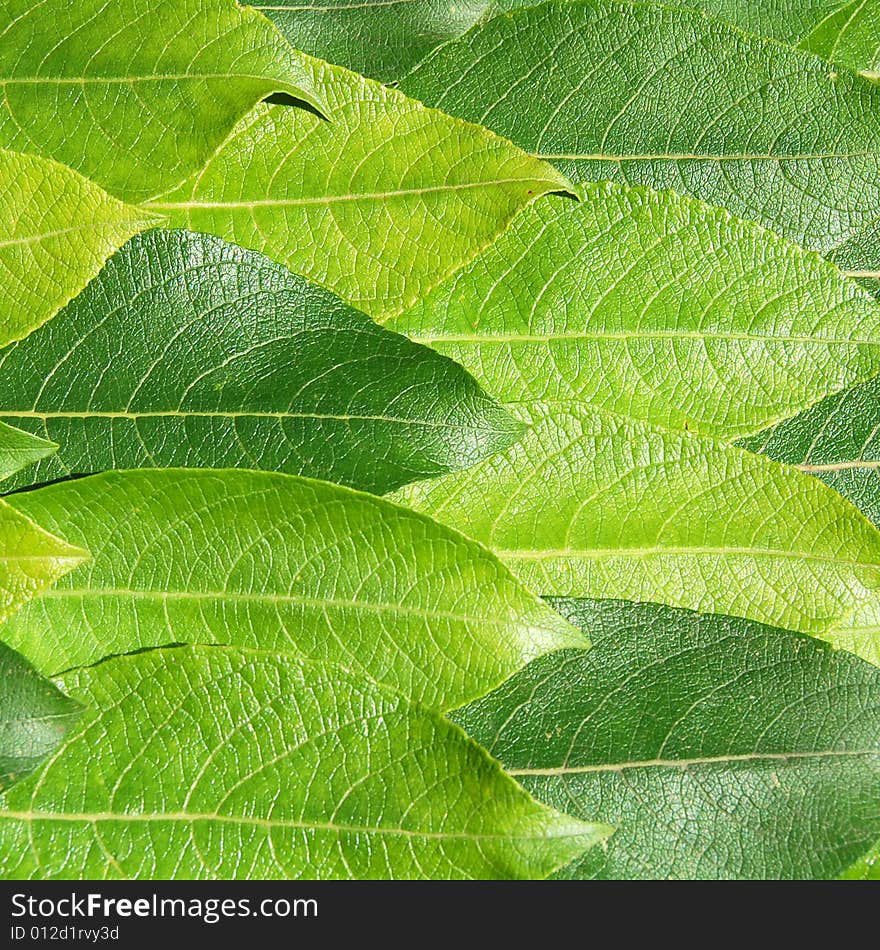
[401,0,880,285]
[0,230,521,494]
[149,57,573,318]
[0,150,151,347]
[388,184,880,440]
[392,403,880,635]
[0,0,323,200]
[454,599,880,879]
[0,642,81,793]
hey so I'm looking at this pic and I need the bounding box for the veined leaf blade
[0,645,607,880]
[0,641,81,793]
[1,469,587,708]
[0,150,153,348]
[400,0,880,285]
[258,0,880,81]
[148,57,574,319]
[0,0,323,201]
[0,424,55,484]
[0,229,522,495]
[0,501,88,627]
[388,183,880,440]
[392,403,880,636]
[454,599,880,880]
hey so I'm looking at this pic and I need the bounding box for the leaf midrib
[0,808,585,842]
[0,74,295,86]
[496,546,880,572]
[33,586,556,631]
[506,748,880,775]
[409,329,880,347]
[0,409,504,433]
[145,178,562,210]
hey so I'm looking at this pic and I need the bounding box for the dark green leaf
[0,641,81,793]
[455,599,880,879]
[400,0,880,287]
[0,230,521,495]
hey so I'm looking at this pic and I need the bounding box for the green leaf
[675,0,880,76]
[387,184,880,441]
[824,596,880,667]
[147,58,574,318]
[0,641,81,793]
[0,423,55,484]
[738,376,880,664]
[0,469,605,880]
[841,840,880,879]
[740,375,880,525]
[0,500,88,627]
[454,599,880,880]
[0,150,153,348]
[256,0,500,81]
[258,1,880,81]
[0,229,522,495]
[0,644,606,880]
[400,0,880,285]
[391,403,880,635]
[0,0,323,201]
[1,468,587,701]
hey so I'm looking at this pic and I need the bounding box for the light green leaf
[0,644,606,880]
[400,0,880,286]
[0,0,323,201]
[258,0,880,81]
[387,184,880,441]
[0,501,87,628]
[454,598,880,880]
[147,57,574,318]
[736,374,880,664]
[0,229,522,495]
[392,403,880,635]
[824,596,880,667]
[841,840,880,879]
[0,423,55,484]
[0,641,81,793]
[0,150,153,348]
[0,468,605,880]
[1,468,587,702]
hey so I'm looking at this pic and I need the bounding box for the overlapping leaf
[671,0,880,75]
[736,377,880,660]
[0,469,587,698]
[842,840,880,879]
[741,375,880,525]
[260,0,880,81]
[0,503,87,628]
[388,184,880,440]
[256,0,501,81]
[0,0,323,201]
[400,0,880,289]
[0,423,55,484]
[0,469,604,880]
[0,229,521,495]
[0,418,89,626]
[0,642,81,793]
[0,150,153,348]
[392,403,880,635]
[147,57,573,318]
[0,644,606,880]
[455,599,880,879]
